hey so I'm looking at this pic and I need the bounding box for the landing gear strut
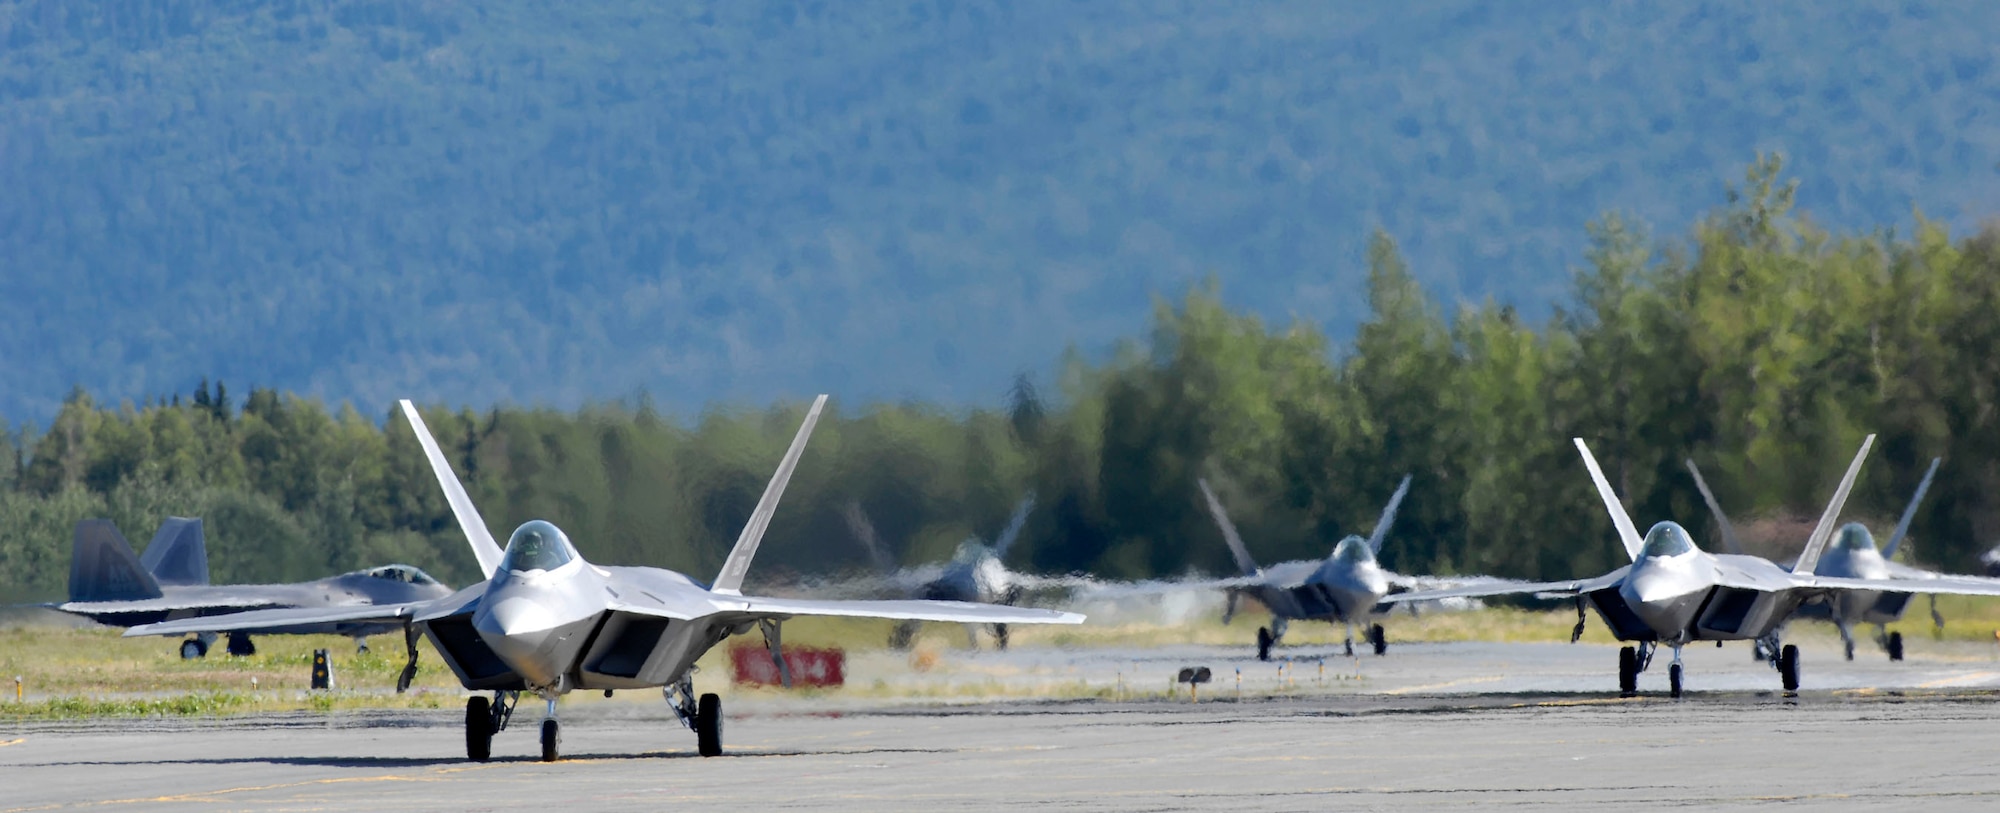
[1667,645,1685,699]
[395,623,421,694]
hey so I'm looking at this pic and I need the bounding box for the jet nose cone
[478,596,558,637]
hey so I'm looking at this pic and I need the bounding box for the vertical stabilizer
[68,520,165,603]
[400,401,506,579]
[1793,434,1877,576]
[1684,460,1745,556]
[711,395,828,595]
[1198,478,1262,577]
[140,517,209,586]
[1364,474,1413,555]
[1574,439,1646,562]
[1881,457,1940,560]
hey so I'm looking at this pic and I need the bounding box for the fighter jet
[56,517,452,659]
[837,495,1096,650]
[1380,435,2000,697]
[1688,456,1947,661]
[1193,474,1512,661]
[128,397,1082,762]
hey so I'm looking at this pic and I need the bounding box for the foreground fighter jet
[1194,474,1513,660]
[57,517,451,658]
[130,397,1082,762]
[1688,456,1946,661]
[838,495,1097,650]
[1383,436,2000,697]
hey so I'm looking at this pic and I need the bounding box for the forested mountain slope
[3,0,1998,421]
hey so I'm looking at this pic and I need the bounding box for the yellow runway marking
[0,738,23,748]
[1379,676,1502,695]
[1917,671,2000,689]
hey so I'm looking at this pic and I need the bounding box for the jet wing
[1792,574,2000,597]
[122,600,433,637]
[60,595,283,615]
[705,596,1085,625]
[1379,568,1630,604]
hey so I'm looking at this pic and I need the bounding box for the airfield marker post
[1235,667,1241,700]
[13,676,18,702]
[311,649,333,690]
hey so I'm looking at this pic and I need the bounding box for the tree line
[4,156,1999,601]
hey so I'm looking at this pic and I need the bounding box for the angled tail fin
[991,493,1037,560]
[1364,474,1413,555]
[1793,434,1877,576]
[1881,456,1940,561]
[69,520,164,603]
[139,517,209,586]
[711,395,828,595]
[1684,460,1744,556]
[1197,478,1261,577]
[841,501,898,574]
[399,401,506,579]
[1574,439,1645,562]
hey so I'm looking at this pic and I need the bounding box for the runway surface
[7,638,2000,811]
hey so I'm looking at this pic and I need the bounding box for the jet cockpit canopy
[1832,522,1878,552]
[1332,535,1376,563]
[1640,522,1697,558]
[362,564,441,585]
[501,520,576,573]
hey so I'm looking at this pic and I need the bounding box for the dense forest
[5,158,1998,601]
[4,0,1999,421]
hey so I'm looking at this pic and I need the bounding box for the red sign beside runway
[730,643,846,687]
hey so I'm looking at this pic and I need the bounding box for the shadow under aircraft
[55,517,452,663]
[129,396,1082,762]
[1383,435,2000,698]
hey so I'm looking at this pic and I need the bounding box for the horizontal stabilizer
[711,595,1085,626]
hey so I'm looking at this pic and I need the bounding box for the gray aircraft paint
[58,518,451,646]
[127,396,1081,761]
[1384,436,2000,694]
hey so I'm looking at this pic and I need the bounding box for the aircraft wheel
[994,623,1010,651]
[1843,637,1855,661]
[1255,627,1274,662]
[465,696,493,762]
[179,638,207,660]
[226,632,256,657]
[696,693,723,757]
[1886,631,1905,661]
[1668,664,1683,699]
[1617,646,1638,697]
[1368,624,1387,656]
[540,719,560,762]
[1778,644,1801,693]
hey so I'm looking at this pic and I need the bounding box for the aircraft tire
[1779,644,1801,693]
[1617,646,1637,697]
[696,693,723,757]
[1668,664,1683,699]
[226,632,256,657]
[540,719,560,763]
[1368,624,1387,656]
[465,696,493,762]
[889,622,917,651]
[179,639,207,660]
[1887,631,1904,661]
[1256,627,1274,662]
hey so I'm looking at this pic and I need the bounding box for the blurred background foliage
[5,158,1999,600]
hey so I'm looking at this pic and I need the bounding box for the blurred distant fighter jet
[57,517,453,661]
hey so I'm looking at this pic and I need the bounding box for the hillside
[3,0,1998,420]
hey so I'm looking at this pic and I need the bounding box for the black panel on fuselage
[1587,586,1655,642]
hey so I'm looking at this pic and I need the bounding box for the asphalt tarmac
[7,638,2000,811]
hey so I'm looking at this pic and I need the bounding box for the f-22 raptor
[132,396,1082,761]
[1384,435,2000,697]
[57,517,451,660]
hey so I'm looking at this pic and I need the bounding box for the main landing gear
[1617,642,1685,697]
[225,632,256,657]
[1256,618,1289,661]
[464,691,518,762]
[668,675,725,757]
[1341,621,1388,657]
